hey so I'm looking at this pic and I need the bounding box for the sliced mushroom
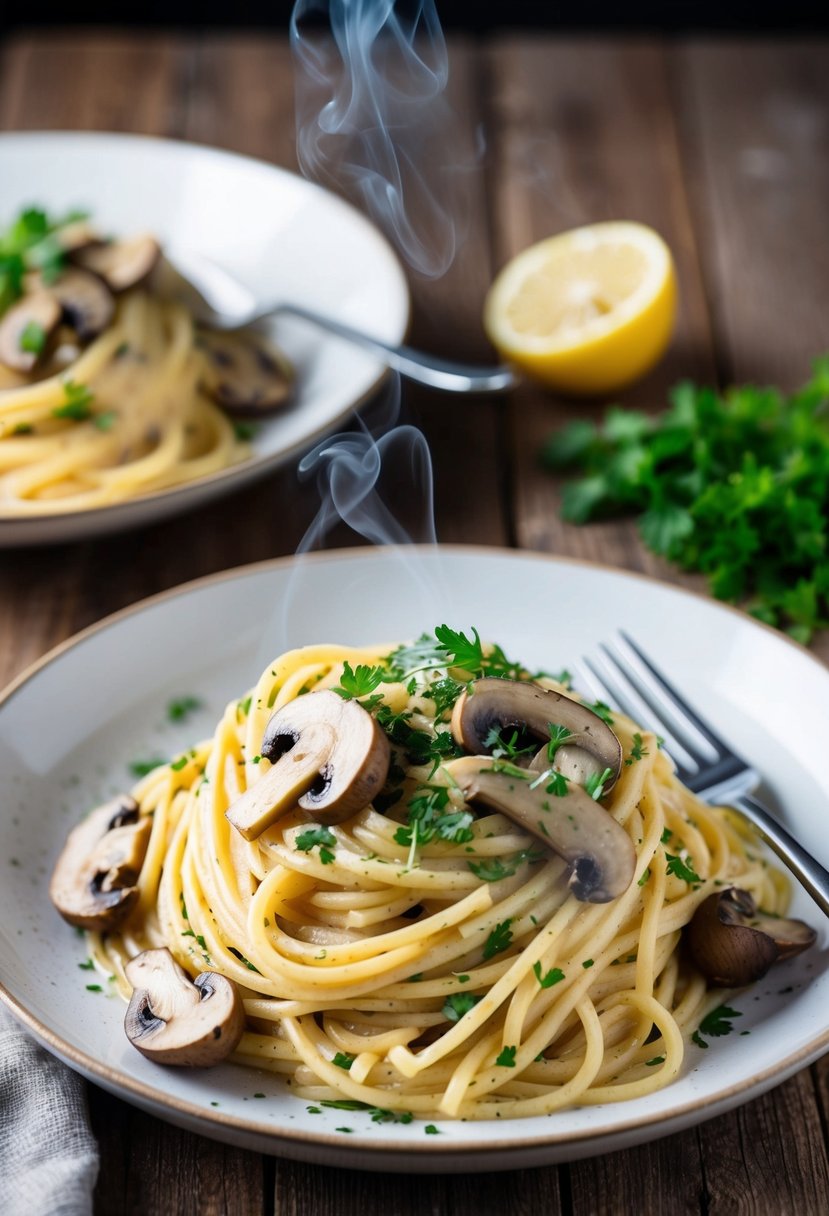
[48,268,115,340]
[49,795,151,930]
[226,690,390,840]
[124,947,245,1067]
[74,234,161,293]
[445,755,635,902]
[0,290,61,372]
[197,327,294,417]
[687,887,816,987]
[452,678,623,792]
[56,220,102,256]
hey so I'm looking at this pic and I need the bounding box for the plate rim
[0,130,411,543]
[2,542,828,1159]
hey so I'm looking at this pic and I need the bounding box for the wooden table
[2,29,829,1215]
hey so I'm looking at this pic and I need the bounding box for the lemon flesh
[484,222,677,396]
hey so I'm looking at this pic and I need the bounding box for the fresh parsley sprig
[692,1003,742,1048]
[542,360,829,643]
[295,825,337,865]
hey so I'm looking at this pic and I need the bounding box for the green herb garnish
[295,825,337,865]
[543,361,829,642]
[442,993,482,1022]
[482,919,513,960]
[167,695,203,722]
[19,320,46,355]
[692,1003,743,1048]
[52,380,94,421]
[532,962,565,989]
[666,852,702,884]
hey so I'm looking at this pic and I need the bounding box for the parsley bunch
[542,360,829,642]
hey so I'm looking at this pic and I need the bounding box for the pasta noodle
[0,292,246,514]
[86,636,794,1120]
[0,209,293,515]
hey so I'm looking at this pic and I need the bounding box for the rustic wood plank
[89,1089,269,1216]
[673,40,829,391]
[273,1156,563,1216]
[570,1128,704,1216]
[483,36,717,573]
[696,1070,829,1214]
[673,38,829,668]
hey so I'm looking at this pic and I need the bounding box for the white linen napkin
[0,1005,98,1216]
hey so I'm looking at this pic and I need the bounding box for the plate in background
[0,132,409,546]
[1,545,828,1171]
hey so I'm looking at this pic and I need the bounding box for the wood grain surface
[1,29,828,1215]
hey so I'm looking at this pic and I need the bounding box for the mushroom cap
[48,268,115,341]
[49,795,151,931]
[197,327,294,418]
[451,678,623,792]
[74,234,161,293]
[124,948,246,1067]
[445,754,636,903]
[0,290,61,372]
[687,887,817,987]
[226,690,391,841]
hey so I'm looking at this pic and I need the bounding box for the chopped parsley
[93,410,117,431]
[424,1124,441,1134]
[666,852,702,884]
[533,962,565,989]
[295,825,337,865]
[167,695,203,722]
[319,1100,413,1123]
[19,320,46,354]
[52,380,94,421]
[588,701,615,726]
[484,725,536,762]
[584,766,614,801]
[495,1045,517,1067]
[546,723,572,762]
[625,733,649,765]
[442,993,483,1022]
[129,757,167,778]
[482,919,513,960]
[692,1004,743,1048]
[394,783,474,867]
[425,676,465,719]
[228,947,260,973]
[468,848,545,884]
[332,1052,355,1071]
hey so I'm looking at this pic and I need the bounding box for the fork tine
[617,631,725,756]
[580,654,701,775]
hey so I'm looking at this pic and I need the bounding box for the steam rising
[291,0,475,277]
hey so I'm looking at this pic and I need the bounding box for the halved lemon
[484,221,677,395]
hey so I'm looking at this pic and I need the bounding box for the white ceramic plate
[1,546,828,1172]
[0,133,409,546]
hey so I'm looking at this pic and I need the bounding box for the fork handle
[732,793,829,919]
[264,304,519,393]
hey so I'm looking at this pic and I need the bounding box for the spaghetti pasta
[83,634,797,1120]
[0,209,292,515]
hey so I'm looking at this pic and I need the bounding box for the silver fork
[579,632,829,918]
